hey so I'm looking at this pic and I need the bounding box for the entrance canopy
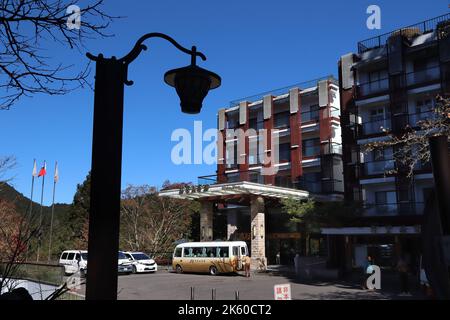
[159,181,310,201]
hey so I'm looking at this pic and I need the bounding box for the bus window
[184,247,193,257]
[174,248,182,258]
[206,247,215,257]
[192,247,203,257]
[220,247,229,258]
[240,246,246,256]
[232,246,239,257]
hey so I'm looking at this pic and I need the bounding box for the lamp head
[164,64,221,114]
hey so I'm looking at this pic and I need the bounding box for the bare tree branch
[0,0,119,110]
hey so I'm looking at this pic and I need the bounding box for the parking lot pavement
[98,270,424,300]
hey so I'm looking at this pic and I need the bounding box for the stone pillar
[200,201,213,241]
[250,196,267,270]
[227,210,238,240]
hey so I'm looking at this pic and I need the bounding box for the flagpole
[48,162,57,262]
[26,159,37,262]
[36,161,46,262]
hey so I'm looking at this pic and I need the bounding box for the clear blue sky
[0,0,448,205]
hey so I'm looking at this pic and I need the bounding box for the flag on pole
[54,162,59,183]
[38,161,47,177]
[32,159,38,177]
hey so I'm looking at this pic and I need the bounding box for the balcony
[362,159,396,176]
[273,112,290,129]
[321,142,343,155]
[364,202,425,216]
[301,109,319,122]
[361,118,391,135]
[303,144,321,157]
[295,178,343,194]
[406,65,440,87]
[249,119,264,132]
[357,78,389,98]
[408,109,436,127]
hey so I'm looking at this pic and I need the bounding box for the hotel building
[329,13,450,272]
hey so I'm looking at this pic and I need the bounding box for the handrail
[357,13,450,53]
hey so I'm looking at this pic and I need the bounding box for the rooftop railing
[357,13,450,54]
[229,75,337,107]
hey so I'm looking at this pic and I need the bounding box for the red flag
[38,161,47,177]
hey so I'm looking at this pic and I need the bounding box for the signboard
[274,284,291,300]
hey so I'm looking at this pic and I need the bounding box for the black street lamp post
[85,33,221,300]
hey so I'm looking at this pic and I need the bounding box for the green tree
[281,198,362,233]
[63,172,91,249]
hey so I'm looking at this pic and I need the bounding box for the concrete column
[227,210,238,240]
[250,196,267,270]
[200,201,213,241]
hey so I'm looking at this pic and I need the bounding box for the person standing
[294,253,301,279]
[397,254,410,295]
[362,255,373,289]
[243,255,251,278]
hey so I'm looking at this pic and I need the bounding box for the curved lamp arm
[86,32,206,66]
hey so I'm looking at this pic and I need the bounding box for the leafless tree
[0,155,15,188]
[363,95,450,177]
[0,198,40,293]
[120,184,195,257]
[0,0,117,110]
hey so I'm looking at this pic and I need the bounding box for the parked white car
[122,251,158,273]
[59,250,88,276]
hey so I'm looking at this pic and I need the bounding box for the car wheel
[132,265,137,274]
[176,265,183,274]
[209,266,218,276]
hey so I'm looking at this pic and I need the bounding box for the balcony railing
[362,117,391,135]
[357,78,389,97]
[295,178,344,194]
[321,142,343,155]
[362,159,396,175]
[364,202,425,216]
[406,65,441,86]
[303,144,321,157]
[301,109,320,122]
[274,112,290,129]
[357,13,450,53]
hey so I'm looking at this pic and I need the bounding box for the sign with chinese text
[274,284,291,300]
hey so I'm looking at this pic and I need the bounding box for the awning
[158,181,310,201]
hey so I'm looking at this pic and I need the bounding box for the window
[232,246,239,257]
[174,248,182,258]
[375,191,387,204]
[61,252,68,260]
[226,112,239,129]
[184,247,193,257]
[416,98,433,114]
[302,138,320,157]
[240,247,247,256]
[274,111,290,128]
[373,149,385,161]
[302,105,319,122]
[369,108,385,122]
[75,253,80,261]
[216,247,229,258]
[67,253,75,260]
[279,143,291,162]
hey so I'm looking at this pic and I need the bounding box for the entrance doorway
[267,238,300,265]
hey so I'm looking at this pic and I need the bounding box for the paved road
[74,270,424,300]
